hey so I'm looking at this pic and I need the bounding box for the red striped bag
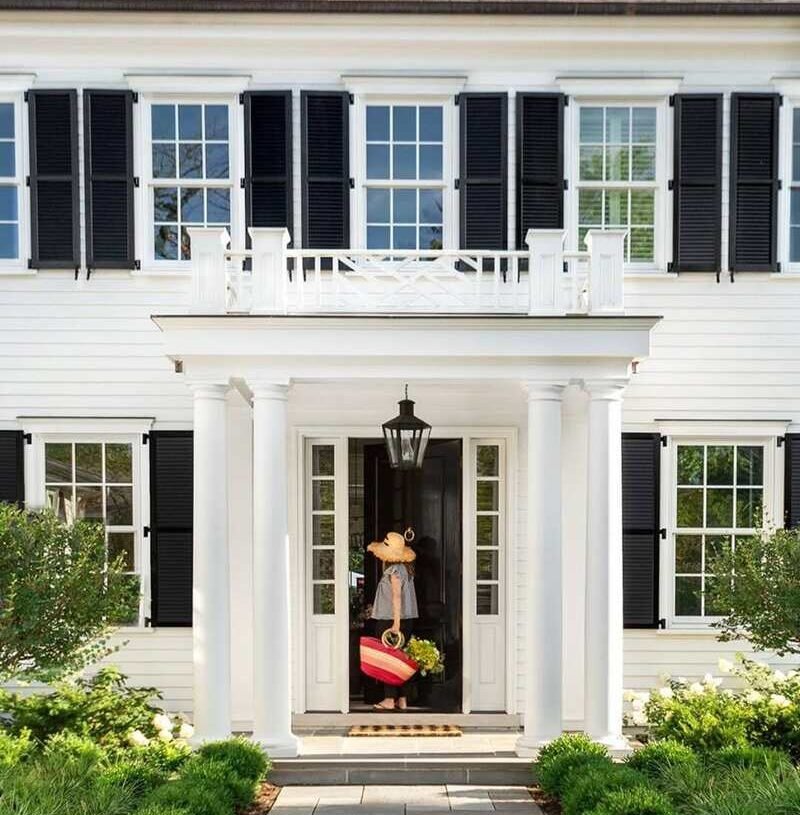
[359,632,419,687]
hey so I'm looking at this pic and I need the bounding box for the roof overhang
[151,313,661,382]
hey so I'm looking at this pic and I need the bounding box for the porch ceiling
[151,313,661,382]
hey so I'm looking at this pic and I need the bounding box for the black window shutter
[729,93,780,272]
[672,94,722,272]
[622,433,661,628]
[301,91,349,248]
[785,435,800,529]
[244,91,293,243]
[460,93,508,250]
[84,90,135,270]
[0,430,24,508]
[149,431,193,627]
[516,93,564,247]
[28,90,80,269]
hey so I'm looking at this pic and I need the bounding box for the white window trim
[0,91,30,275]
[20,418,153,630]
[778,90,800,275]
[565,95,671,274]
[659,433,783,631]
[134,92,244,276]
[350,92,458,251]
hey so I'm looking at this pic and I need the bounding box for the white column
[517,382,565,756]
[251,382,299,757]
[584,380,628,749]
[191,382,232,743]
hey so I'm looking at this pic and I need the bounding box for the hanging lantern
[382,385,432,470]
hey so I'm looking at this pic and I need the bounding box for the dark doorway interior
[348,438,463,712]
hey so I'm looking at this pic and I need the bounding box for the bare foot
[397,697,408,710]
[373,699,395,710]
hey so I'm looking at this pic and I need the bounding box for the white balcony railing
[188,227,625,316]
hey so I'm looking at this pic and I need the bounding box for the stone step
[270,756,535,787]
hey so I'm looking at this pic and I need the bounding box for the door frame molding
[291,425,518,715]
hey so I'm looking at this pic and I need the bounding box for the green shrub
[131,739,191,773]
[625,739,699,779]
[135,807,191,815]
[43,731,107,765]
[588,787,677,815]
[100,757,168,797]
[196,737,269,783]
[185,756,256,808]
[0,667,163,750]
[0,727,34,767]
[536,732,610,796]
[561,764,646,815]
[144,778,230,815]
[706,745,794,776]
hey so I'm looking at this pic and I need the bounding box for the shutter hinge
[669,95,675,107]
[240,178,246,189]
[454,94,460,106]
[133,177,139,188]
[454,178,460,190]
[349,177,355,189]
[716,269,721,283]
[74,267,80,281]
[778,436,785,448]
[348,93,354,105]
[779,95,784,107]
[27,258,33,269]
[777,262,782,273]
[239,92,245,105]
[144,616,152,628]
[658,618,667,629]
[562,260,569,273]
[134,259,141,271]
[667,179,674,191]
[25,176,29,187]
[660,528,667,540]
[23,90,28,103]
[730,269,735,284]
[563,179,569,191]
[142,433,149,445]
[667,261,674,273]
[143,525,150,538]
[563,94,569,106]
[23,433,32,445]
[661,436,668,447]
[86,267,93,280]
[132,92,138,103]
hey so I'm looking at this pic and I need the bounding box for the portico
[154,309,658,757]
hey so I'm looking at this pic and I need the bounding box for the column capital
[583,379,628,401]
[250,381,290,401]
[188,381,230,400]
[524,381,567,402]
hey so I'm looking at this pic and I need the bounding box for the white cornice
[557,75,683,98]
[18,416,155,435]
[0,73,36,92]
[772,76,800,97]
[342,73,467,97]
[657,419,790,439]
[125,73,252,94]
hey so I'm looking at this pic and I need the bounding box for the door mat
[348,724,462,737]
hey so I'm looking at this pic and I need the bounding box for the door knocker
[403,526,415,543]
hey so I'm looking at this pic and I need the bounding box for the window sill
[132,265,192,278]
[0,266,36,277]
[624,269,677,280]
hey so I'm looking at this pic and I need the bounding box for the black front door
[361,438,462,712]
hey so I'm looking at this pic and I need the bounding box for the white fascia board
[18,416,155,435]
[152,315,659,371]
[557,75,683,98]
[125,74,252,94]
[657,419,791,439]
[342,73,467,97]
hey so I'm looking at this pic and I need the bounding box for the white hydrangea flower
[179,722,195,740]
[717,658,734,674]
[153,713,173,733]
[658,686,674,699]
[632,698,646,711]
[623,690,637,703]
[770,694,791,709]
[658,672,672,685]
[688,682,705,695]
[631,710,648,726]
[174,738,189,748]
[773,670,787,683]
[676,676,688,685]
[127,729,150,747]
[745,690,763,704]
[158,729,174,742]
[703,673,723,689]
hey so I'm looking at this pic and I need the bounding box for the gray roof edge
[0,0,798,15]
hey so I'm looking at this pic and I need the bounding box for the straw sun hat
[367,531,417,563]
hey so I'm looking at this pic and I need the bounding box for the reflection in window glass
[365,104,444,251]
[577,105,657,262]
[0,102,19,260]
[674,443,764,618]
[44,440,139,623]
[151,103,231,261]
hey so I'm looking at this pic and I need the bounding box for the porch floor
[270,784,543,814]
[297,731,521,757]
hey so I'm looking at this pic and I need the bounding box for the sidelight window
[475,443,503,615]
[309,443,336,615]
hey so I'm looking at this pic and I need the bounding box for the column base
[515,733,561,758]
[189,730,233,748]
[593,733,633,756]
[252,733,301,758]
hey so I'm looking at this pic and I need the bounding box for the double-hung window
[147,100,234,264]
[0,96,23,266]
[791,108,800,264]
[362,102,448,251]
[576,104,660,265]
[671,442,766,621]
[43,439,142,625]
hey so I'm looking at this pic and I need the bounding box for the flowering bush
[404,637,445,676]
[625,656,800,759]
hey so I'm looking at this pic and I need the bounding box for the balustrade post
[586,230,626,314]
[526,229,566,316]
[249,228,291,314]
[188,227,230,314]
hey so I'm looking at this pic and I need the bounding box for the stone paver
[270,785,542,813]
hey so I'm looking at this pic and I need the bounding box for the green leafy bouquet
[404,637,445,677]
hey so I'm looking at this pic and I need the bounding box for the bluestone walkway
[270,784,543,814]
